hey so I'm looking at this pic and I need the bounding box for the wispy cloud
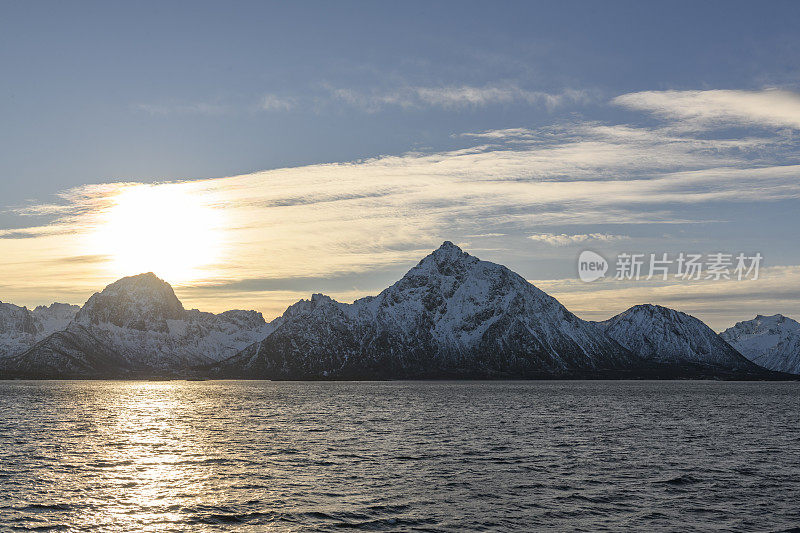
[4,96,799,321]
[259,94,295,111]
[528,233,630,246]
[459,128,538,140]
[614,89,800,130]
[134,94,297,115]
[134,102,229,116]
[6,124,793,274]
[327,84,590,112]
[414,86,589,109]
[135,85,590,116]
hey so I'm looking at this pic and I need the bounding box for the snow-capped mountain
[74,273,186,332]
[598,304,761,373]
[0,273,273,377]
[212,242,639,379]
[2,245,790,379]
[0,302,79,359]
[720,314,800,374]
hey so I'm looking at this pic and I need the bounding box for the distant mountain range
[0,242,797,379]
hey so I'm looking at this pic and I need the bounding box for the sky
[2,1,800,330]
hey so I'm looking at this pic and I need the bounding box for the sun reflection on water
[71,382,224,530]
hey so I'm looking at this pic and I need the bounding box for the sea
[0,380,798,532]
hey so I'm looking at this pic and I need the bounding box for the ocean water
[0,381,798,532]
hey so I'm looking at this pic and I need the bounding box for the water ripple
[0,380,798,531]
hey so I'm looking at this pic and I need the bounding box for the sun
[90,184,226,284]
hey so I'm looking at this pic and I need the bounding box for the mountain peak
[74,272,185,332]
[600,304,757,370]
[721,314,800,374]
[434,240,463,254]
[100,272,179,298]
[608,304,694,329]
[755,313,787,321]
[117,271,161,284]
[623,304,691,323]
[629,303,671,313]
[423,241,473,267]
[730,313,800,333]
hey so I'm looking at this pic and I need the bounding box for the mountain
[2,245,791,380]
[720,314,800,374]
[0,302,79,359]
[1,323,134,378]
[211,242,639,379]
[74,272,185,332]
[598,304,764,375]
[0,273,273,378]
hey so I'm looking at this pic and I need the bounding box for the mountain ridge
[0,301,80,359]
[209,244,763,379]
[0,243,795,379]
[0,273,273,376]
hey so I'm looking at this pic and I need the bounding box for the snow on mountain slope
[214,242,638,379]
[720,314,800,374]
[3,247,789,379]
[68,273,273,368]
[32,303,81,334]
[1,273,273,376]
[3,323,134,378]
[0,301,79,359]
[598,304,760,371]
[75,272,185,332]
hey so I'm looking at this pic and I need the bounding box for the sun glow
[89,184,226,284]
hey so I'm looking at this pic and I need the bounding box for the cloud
[2,103,799,320]
[0,230,55,239]
[134,94,297,116]
[414,86,589,109]
[55,254,111,264]
[134,102,229,116]
[614,89,800,130]
[528,233,630,246]
[260,94,295,111]
[459,128,537,140]
[328,84,590,112]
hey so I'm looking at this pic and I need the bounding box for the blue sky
[2,1,800,329]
